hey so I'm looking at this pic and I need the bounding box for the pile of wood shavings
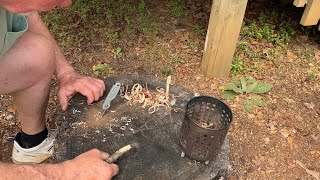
[122,76,175,114]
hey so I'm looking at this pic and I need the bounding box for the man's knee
[15,31,56,79]
[22,32,55,77]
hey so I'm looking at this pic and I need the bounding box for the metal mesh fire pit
[180,96,232,162]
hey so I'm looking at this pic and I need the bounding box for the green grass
[166,0,185,17]
[43,0,161,43]
[241,10,297,46]
[193,26,205,36]
[170,54,180,64]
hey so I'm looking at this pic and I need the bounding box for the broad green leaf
[116,47,122,54]
[222,91,238,99]
[94,71,100,76]
[252,82,273,94]
[252,96,267,107]
[246,81,258,93]
[224,83,236,90]
[224,83,243,94]
[246,77,256,84]
[240,77,247,92]
[244,99,254,112]
[231,77,241,87]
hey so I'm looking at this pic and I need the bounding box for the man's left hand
[57,71,105,111]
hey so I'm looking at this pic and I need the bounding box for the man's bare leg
[0,31,55,135]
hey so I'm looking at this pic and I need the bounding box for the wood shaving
[122,76,174,114]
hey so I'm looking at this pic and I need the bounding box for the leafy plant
[237,41,249,55]
[93,63,113,76]
[104,31,119,43]
[162,66,173,76]
[243,96,267,112]
[113,47,124,58]
[220,77,273,112]
[231,57,245,73]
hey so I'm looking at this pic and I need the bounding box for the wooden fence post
[201,0,248,77]
[300,0,320,26]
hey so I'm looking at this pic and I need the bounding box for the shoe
[12,130,57,164]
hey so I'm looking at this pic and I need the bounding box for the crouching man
[0,0,119,179]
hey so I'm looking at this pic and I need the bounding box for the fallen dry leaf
[304,102,315,109]
[314,51,320,60]
[298,35,309,41]
[292,43,301,49]
[261,64,272,70]
[310,150,318,155]
[269,125,278,134]
[264,137,270,144]
[288,163,296,169]
[280,128,290,138]
[270,113,279,121]
[180,32,190,42]
[256,111,264,120]
[248,113,255,119]
[286,50,298,62]
[249,39,259,45]
[254,120,264,126]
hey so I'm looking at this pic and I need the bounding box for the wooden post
[293,0,307,7]
[300,0,320,26]
[201,0,248,77]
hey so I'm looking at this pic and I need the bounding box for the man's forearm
[0,162,63,179]
[25,12,75,79]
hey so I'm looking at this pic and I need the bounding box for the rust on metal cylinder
[179,96,232,162]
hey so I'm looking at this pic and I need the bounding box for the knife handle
[102,82,121,110]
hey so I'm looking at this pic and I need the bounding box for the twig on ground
[296,160,320,180]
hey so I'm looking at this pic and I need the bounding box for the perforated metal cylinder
[179,96,233,162]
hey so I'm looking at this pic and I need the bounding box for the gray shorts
[0,8,28,58]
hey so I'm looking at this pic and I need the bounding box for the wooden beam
[300,0,320,26]
[293,0,307,7]
[201,0,248,78]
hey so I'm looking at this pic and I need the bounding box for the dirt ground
[0,0,319,179]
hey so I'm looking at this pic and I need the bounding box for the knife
[100,82,121,116]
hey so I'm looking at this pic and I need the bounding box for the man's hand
[62,149,119,179]
[57,71,105,111]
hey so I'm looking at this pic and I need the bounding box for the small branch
[166,76,171,98]
[106,143,139,163]
[296,160,320,180]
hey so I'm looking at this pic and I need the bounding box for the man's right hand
[61,149,119,179]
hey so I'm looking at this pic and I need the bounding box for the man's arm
[0,149,119,179]
[25,12,105,111]
[0,162,62,179]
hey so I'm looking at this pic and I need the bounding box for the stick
[296,160,320,180]
[106,143,138,163]
[165,76,171,98]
